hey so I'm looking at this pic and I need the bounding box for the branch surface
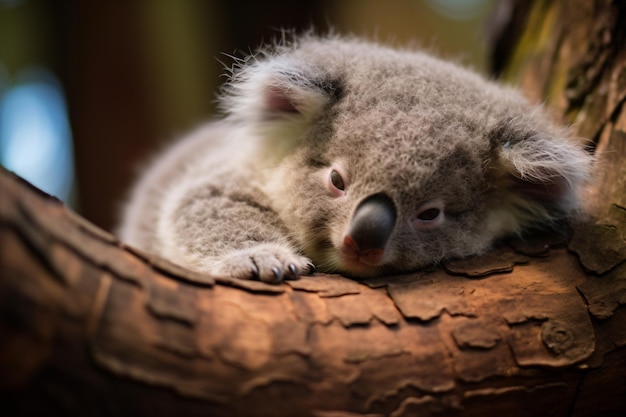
[1,167,625,417]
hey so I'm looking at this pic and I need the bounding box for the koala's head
[222,36,593,278]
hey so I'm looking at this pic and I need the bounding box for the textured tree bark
[1,1,625,416]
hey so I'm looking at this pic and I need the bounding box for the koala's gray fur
[118,35,593,283]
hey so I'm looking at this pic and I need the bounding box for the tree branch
[1,164,625,417]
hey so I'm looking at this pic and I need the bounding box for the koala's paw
[213,244,315,284]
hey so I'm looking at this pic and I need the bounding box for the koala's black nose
[346,193,397,255]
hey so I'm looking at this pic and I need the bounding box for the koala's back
[118,122,260,253]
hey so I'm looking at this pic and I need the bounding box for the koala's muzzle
[343,193,397,266]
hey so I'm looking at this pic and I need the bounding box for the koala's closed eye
[330,170,346,191]
[414,203,445,227]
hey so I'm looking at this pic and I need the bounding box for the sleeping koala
[118,35,593,283]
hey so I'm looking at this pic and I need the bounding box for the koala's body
[118,35,592,283]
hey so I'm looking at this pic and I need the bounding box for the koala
[118,35,593,284]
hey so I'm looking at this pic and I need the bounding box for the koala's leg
[157,181,313,283]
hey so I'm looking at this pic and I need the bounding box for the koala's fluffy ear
[220,56,342,164]
[221,56,342,126]
[487,118,593,235]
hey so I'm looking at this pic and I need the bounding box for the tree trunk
[1,1,625,416]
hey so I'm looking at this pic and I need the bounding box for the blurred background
[0,0,496,233]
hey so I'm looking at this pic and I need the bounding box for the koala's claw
[250,262,260,280]
[287,264,299,280]
[211,244,313,284]
[270,266,283,283]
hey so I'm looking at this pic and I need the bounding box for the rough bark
[1,1,626,416]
